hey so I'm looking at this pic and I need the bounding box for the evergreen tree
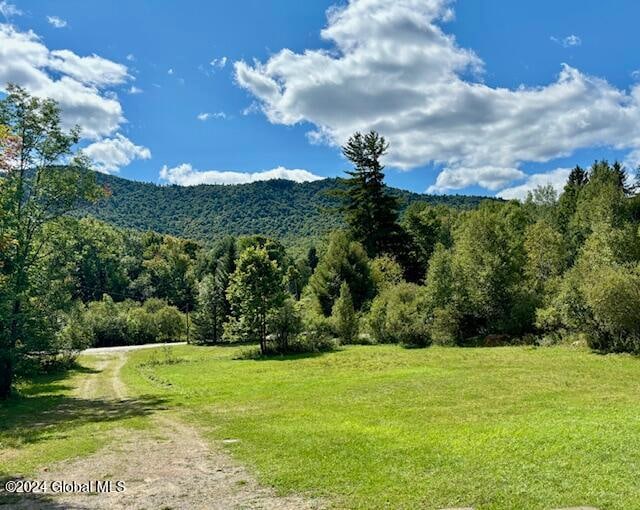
[307,231,374,316]
[192,264,229,344]
[307,246,319,271]
[331,282,358,343]
[338,131,406,258]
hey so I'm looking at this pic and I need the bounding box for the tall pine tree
[338,131,406,258]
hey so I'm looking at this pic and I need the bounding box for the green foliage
[336,131,406,258]
[402,203,455,278]
[581,264,640,353]
[524,220,567,292]
[82,172,487,253]
[268,297,303,353]
[226,246,286,353]
[370,255,405,291]
[0,85,102,397]
[447,201,533,338]
[307,231,374,316]
[331,282,359,343]
[67,295,186,347]
[192,268,229,345]
[368,283,431,346]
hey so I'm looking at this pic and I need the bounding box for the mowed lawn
[123,344,640,509]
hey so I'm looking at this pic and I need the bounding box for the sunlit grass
[124,344,640,509]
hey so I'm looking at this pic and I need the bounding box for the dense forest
[2,86,640,401]
[81,171,490,250]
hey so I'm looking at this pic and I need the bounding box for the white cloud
[0,23,131,138]
[0,1,21,18]
[428,166,525,193]
[83,134,151,174]
[167,68,174,75]
[497,168,571,201]
[197,111,226,121]
[126,53,135,62]
[47,16,67,28]
[48,49,129,86]
[159,163,324,186]
[234,0,640,193]
[210,56,227,69]
[242,101,260,116]
[551,34,581,48]
[632,70,640,81]
[128,85,143,94]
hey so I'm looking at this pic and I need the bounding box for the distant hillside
[81,173,492,247]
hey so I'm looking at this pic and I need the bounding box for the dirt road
[10,348,323,509]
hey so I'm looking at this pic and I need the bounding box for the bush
[155,305,186,342]
[66,295,186,347]
[370,255,404,291]
[331,282,359,343]
[582,265,640,353]
[84,296,130,346]
[429,305,461,346]
[269,298,303,352]
[368,283,431,347]
[126,307,158,345]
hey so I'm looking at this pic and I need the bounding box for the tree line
[2,85,640,399]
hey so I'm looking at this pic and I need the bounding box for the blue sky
[2,0,640,197]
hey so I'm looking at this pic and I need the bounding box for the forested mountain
[80,172,492,247]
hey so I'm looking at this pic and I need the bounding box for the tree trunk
[0,350,12,400]
[259,313,266,355]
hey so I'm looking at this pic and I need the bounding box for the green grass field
[122,344,640,509]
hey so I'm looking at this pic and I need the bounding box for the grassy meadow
[121,344,640,509]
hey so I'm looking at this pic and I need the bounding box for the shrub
[368,283,431,347]
[370,255,404,291]
[126,307,158,345]
[84,296,129,347]
[429,305,461,346]
[67,295,186,347]
[331,282,359,343]
[155,305,186,342]
[268,298,303,352]
[581,265,640,353]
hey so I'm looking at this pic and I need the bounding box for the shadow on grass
[0,394,166,448]
[1,366,167,449]
[0,474,94,509]
[234,348,338,362]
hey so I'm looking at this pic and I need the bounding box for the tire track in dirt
[11,349,324,510]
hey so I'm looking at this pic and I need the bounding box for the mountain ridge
[81,172,494,248]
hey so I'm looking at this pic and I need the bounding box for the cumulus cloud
[83,134,151,174]
[496,168,572,201]
[428,167,525,193]
[127,85,143,94]
[0,1,21,18]
[197,111,226,121]
[159,163,324,186]
[47,16,67,28]
[234,0,640,193]
[0,23,130,138]
[48,50,129,86]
